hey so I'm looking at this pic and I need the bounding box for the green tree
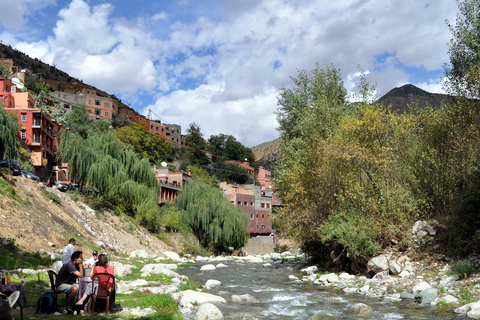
[115,120,172,164]
[0,107,19,159]
[0,65,10,78]
[181,122,211,168]
[175,178,248,252]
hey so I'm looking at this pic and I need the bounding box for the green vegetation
[454,260,476,280]
[175,178,249,253]
[0,107,20,160]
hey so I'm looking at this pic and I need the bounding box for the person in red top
[75,253,114,306]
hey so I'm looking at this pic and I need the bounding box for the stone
[175,290,227,306]
[201,264,216,271]
[301,266,318,275]
[417,230,428,238]
[412,221,427,234]
[415,288,438,304]
[338,272,355,280]
[343,288,357,294]
[204,279,222,290]
[367,255,389,273]
[231,294,261,303]
[318,273,339,284]
[163,251,182,262]
[140,264,180,277]
[398,271,411,278]
[288,275,299,281]
[412,281,432,293]
[343,303,372,316]
[130,250,150,258]
[389,260,402,275]
[216,263,228,268]
[195,303,224,320]
[441,294,459,304]
[400,292,416,300]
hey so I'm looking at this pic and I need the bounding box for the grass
[0,241,189,320]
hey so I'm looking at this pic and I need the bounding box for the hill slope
[252,137,281,173]
[0,174,173,256]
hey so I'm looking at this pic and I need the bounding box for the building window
[262,214,264,218]
[256,214,259,218]
[95,99,101,106]
[250,202,254,206]
[267,204,270,208]
[237,201,241,205]
[105,112,109,117]
[151,125,153,129]
[88,99,92,104]
[250,214,253,219]
[21,113,26,122]
[95,109,101,116]
[21,130,26,139]
[243,201,247,205]
[104,102,110,108]
[156,126,159,131]
[262,225,265,229]
[88,109,92,113]
[261,203,265,208]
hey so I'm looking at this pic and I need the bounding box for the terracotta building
[155,167,191,204]
[220,182,273,235]
[131,116,167,139]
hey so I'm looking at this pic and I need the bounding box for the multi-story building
[155,167,191,204]
[131,116,167,139]
[0,77,63,178]
[165,124,182,146]
[220,182,273,235]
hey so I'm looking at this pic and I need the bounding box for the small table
[0,284,27,320]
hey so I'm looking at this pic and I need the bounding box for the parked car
[54,181,69,192]
[66,183,79,191]
[21,170,39,181]
[39,177,55,187]
[0,159,21,176]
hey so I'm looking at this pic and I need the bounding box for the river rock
[455,301,480,318]
[441,294,460,304]
[301,266,318,275]
[163,251,182,262]
[368,255,389,273]
[318,273,339,284]
[415,288,438,304]
[204,279,222,290]
[412,221,427,234]
[195,303,224,320]
[130,249,150,258]
[140,264,179,277]
[339,272,355,280]
[288,275,299,281]
[201,264,216,271]
[343,303,372,315]
[412,281,432,293]
[231,294,261,303]
[216,263,228,268]
[175,290,227,306]
[389,260,402,275]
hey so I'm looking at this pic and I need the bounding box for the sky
[0,0,459,147]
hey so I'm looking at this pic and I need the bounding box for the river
[179,260,458,320]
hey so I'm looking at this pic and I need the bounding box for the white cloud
[0,0,56,31]
[3,0,461,146]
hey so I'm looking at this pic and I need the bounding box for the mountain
[252,138,281,174]
[378,84,452,113]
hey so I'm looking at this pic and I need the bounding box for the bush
[454,260,475,280]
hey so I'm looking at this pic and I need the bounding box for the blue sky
[0,0,459,147]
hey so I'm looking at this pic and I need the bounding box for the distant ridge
[378,84,452,113]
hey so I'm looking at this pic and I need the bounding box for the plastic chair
[88,273,115,315]
[46,269,68,308]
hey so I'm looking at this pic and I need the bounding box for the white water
[179,260,458,320]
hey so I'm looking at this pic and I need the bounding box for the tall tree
[175,177,248,252]
[181,122,211,167]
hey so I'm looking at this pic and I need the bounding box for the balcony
[32,121,41,128]
[31,138,41,146]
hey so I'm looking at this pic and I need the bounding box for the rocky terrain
[0,174,174,256]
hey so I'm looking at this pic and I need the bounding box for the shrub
[454,260,475,280]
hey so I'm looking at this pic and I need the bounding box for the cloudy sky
[0,0,459,147]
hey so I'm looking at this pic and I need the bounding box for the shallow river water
[179,260,459,320]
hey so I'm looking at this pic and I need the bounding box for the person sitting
[55,250,84,312]
[76,253,114,306]
[84,250,99,268]
[62,238,76,265]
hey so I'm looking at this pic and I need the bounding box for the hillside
[252,137,281,173]
[0,173,175,256]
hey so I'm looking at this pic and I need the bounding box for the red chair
[88,273,115,315]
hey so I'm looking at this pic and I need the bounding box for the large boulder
[195,303,224,320]
[140,264,179,277]
[163,251,182,262]
[175,290,227,306]
[204,279,222,290]
[415,288,438,304]
[343,303,372,316]
[231,294,260,303]
[367,255,389,273]
[201,264,216,271]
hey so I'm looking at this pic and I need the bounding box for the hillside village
[0,45,283,247]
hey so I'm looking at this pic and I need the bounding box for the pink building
[131,116,167,139]
[155,167,191,204]
[0,77,63,178]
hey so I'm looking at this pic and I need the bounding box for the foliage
[50,106,70,124]
[0,106,19,160]
[58,108,162,229]
[180,122,211,168]
[115,120,171,164]
[209,161,253,185]
[446,0,480,99]
[112,113,133,128]
[207,133,256,164]
[175,178,248,252]
[454,260,476,280]
[0,64,10,78]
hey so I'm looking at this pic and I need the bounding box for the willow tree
[175,178,248,252]
[0,107,19,160]
[59,112,162,229]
